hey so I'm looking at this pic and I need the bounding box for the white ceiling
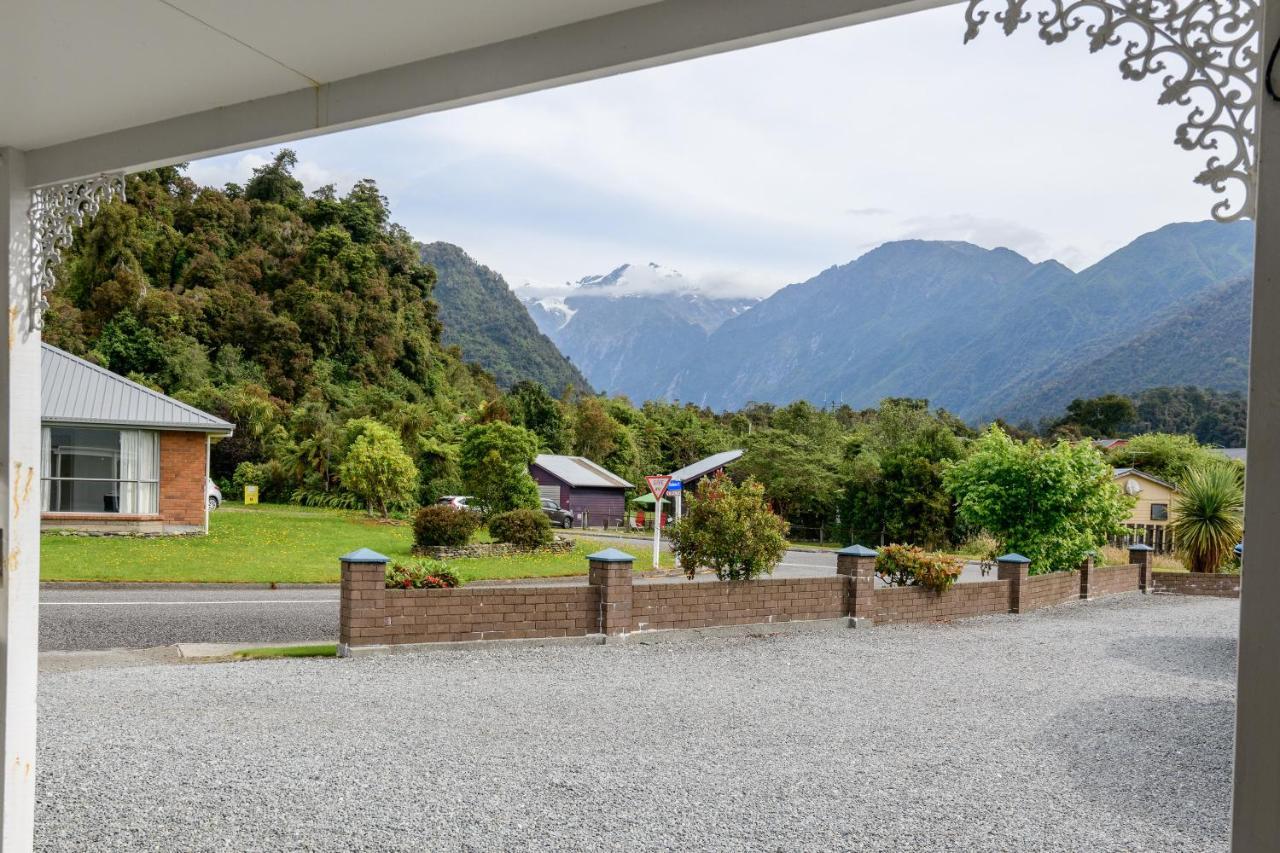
[1,0,658,151]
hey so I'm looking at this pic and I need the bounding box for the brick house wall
[42,429,209,535]
[159,431,208,531]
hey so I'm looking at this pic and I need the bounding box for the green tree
[508,380,568,452]
[669,474,789,581]
[841,399,967,549]
[337,419,418,518]
[943,426,1132,573]
[1108,433,1231,485]
[459,422,541,514]
[736,428,841,539]
[1053,394,1137,438]
[1171,464,1243,573]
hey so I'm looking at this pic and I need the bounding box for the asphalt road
[39,547,988,651]
[39,586,338,651]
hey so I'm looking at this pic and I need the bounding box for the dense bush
[413,504,479,548]
[338,419,419,518]
[669,473,789,581]
[944,426,1132,573]
[459,422,542,514]
[231,459,291,501]
[487,508,552,548]
[874,543,962,593]
[385,559,463,589]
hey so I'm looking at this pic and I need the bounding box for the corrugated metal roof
[532,455,631,489]
[669,449,744,483]
[41,344,234,434]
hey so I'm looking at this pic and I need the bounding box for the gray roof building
[531,454,631,489]
[41,344,233,434]
[669,449,744,484]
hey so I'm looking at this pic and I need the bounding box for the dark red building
[530,455,631,527]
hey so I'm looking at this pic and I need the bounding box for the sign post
[644,475,672,569]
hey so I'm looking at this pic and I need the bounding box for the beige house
[1113,467,1178,528]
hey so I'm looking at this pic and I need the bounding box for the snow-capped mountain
[516,263,758,401]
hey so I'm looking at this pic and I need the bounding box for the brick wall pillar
[997,553,1031,613]
[1130,544,1154,593]
[836,544,877,627]
[587,548,634,637]
[338,548,390,656]
[1079,554,1096,600]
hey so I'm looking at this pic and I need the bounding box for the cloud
[187,3,1215,299]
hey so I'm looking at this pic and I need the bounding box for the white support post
[1234,5,1280,846]
[0,147,40,852]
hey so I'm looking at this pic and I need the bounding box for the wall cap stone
[1128,544,1154,552]
[588,547,636,563]
[997,553,1031,564]
[341,548,390,563]
[837,544,878,557]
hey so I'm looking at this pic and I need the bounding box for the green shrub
[488,508,552,548]
[875,543,962,593]
[668,473,789,582]
[413,504,479,548]
[385,559,462,589]
[1172,463,1243,573]
[232,459,291,501]
[338,419,419,518]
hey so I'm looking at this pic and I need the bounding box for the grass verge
[234,643,338,659]
[42,502,670,583]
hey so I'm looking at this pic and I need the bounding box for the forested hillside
[47,153,495,496]
[418,241,590,395]
[1003,277,1251,421]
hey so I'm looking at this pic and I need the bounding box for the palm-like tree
[1172,464,1244,573]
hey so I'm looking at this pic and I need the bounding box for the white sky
[188,4,1220,299]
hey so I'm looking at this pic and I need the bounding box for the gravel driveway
[37,594,1237,851]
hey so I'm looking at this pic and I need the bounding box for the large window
[42,427,159,514]
[1150,503,1169,522]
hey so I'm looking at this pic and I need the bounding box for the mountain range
[426,220,1254,422]
[417,242,590,395]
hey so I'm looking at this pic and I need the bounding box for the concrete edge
[625,616,852,644]
[340,634,607,657]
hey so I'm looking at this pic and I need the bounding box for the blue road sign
[668,480,683,492]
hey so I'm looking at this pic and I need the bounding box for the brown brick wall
[379,586,600,643]
[159,431,207,530]
[1089,564,1140,598]
[1024,571,1080,611]
[1152,571,1240,598]
[631,577,847,632]
[872,580,1012,625]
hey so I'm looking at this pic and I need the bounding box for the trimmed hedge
[487,508,552,549]
[413,504,479,549]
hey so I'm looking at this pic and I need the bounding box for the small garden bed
[412,537,574,560]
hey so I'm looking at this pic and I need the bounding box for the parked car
[207,478,222,510]
[541,498,575,529]
[437,495,480,513]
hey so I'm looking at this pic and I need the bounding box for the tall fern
[1171,464,1244,573]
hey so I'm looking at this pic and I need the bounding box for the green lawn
[41,502,669,584]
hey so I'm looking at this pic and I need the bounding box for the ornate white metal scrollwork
[963,0,1260,222]
[28,174,126,329]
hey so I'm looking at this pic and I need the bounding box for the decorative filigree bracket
[963,0,1260,222]
[28,174,126,329]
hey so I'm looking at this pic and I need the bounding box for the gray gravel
[37,594,1236,851]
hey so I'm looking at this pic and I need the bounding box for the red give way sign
[645,475,672,502]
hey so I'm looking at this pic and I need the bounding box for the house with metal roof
[530,454,632,527]
[668,449,745,490]
[41,344,234,535]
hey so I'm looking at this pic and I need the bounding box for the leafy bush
[669,474,789,581]
[875,543,962,593]
[1172,463,1244,573]
[944,426,1132,573]
[487,508,552,548]
[385,559,463,590]
[413,504,479,548]
[338,419,419,518]
[232,459,291,501]
[459,422,541,515]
